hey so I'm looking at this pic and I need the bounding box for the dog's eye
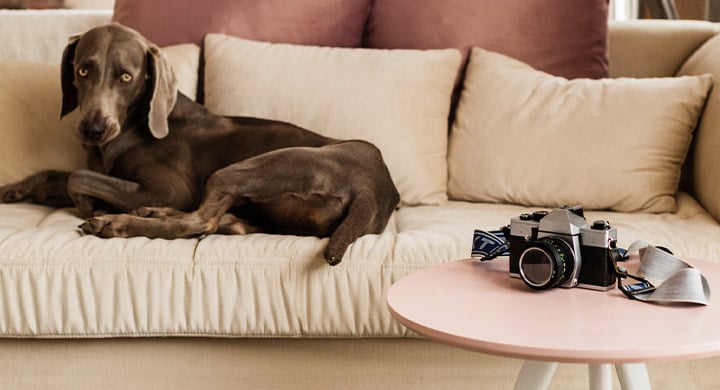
[77,68,89,78]
[120,73,133,83]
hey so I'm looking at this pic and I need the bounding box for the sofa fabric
[112,0,372,47]
[364,0,609,80]
[1,338,719,390]
[447,48,713,213]
[608,20,719,78]
[678,33,720,223]
[203,34,462,206]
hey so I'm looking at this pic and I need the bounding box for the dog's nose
[80,121,107,142]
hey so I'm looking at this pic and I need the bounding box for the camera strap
[472,229,510,260]
[616,242,710,306]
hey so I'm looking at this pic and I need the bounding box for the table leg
[589,364,613,390]
[616,363,651,390]
[514,360,558,390]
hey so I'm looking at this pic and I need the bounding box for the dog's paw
[323,237,351,266]
[79,215,129,238]
[323,246,345,266]
[0,186,27,203]
[326,256,343,266]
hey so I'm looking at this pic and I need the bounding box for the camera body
[508,206,617,291]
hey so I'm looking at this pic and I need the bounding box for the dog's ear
[60,34,81,118]
[145,44,177,139]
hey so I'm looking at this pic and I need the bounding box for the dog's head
[60,23,177,145]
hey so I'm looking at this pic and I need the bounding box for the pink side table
[387,257,720,390]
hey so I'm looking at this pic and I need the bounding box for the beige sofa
[1,10,720,389]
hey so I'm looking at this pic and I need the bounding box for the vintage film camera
[508,205,619,291]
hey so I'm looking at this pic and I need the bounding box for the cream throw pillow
[0,45,200,186]
[448,48,712,213]
[203,34,462,206]
[161,43,201,101]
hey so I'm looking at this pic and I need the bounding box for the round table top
[387,257,720,364]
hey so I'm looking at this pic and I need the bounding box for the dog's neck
[98,124,149,174]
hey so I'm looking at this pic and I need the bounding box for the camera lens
[518,237,576,290]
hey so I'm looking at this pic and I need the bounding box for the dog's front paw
[79,215,128,238]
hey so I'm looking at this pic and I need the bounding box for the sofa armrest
[609,20,720,222]
[678,34,720,222]
[609,20,719,78]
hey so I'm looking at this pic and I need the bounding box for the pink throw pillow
[364,0,609,79]
[113,0,372,47]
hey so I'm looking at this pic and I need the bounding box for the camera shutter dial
[532,211,549,221]
[591,220,611,230]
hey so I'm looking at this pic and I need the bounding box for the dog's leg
[216,213,264,235]
[323,192,378,265]
[130,207,185,218]
[83,208,263,238]
[80,157,243,238]
[68,169,195,218]
[0,170,74,207]
[80,187,237,238]
[68,170,142,218]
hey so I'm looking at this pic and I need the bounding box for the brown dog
[0,24,399,265]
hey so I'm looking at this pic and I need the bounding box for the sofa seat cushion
[0,193,718,338]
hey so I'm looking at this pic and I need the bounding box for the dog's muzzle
[80,120,108,143]
[79,114,120,145]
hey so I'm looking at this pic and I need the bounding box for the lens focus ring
[518,237,575,290]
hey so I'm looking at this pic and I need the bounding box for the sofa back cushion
[447,48,712,213]
[203,34,461,206]
[364,0,609,80]
[113,0,372,47]
[0,9,112,63]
